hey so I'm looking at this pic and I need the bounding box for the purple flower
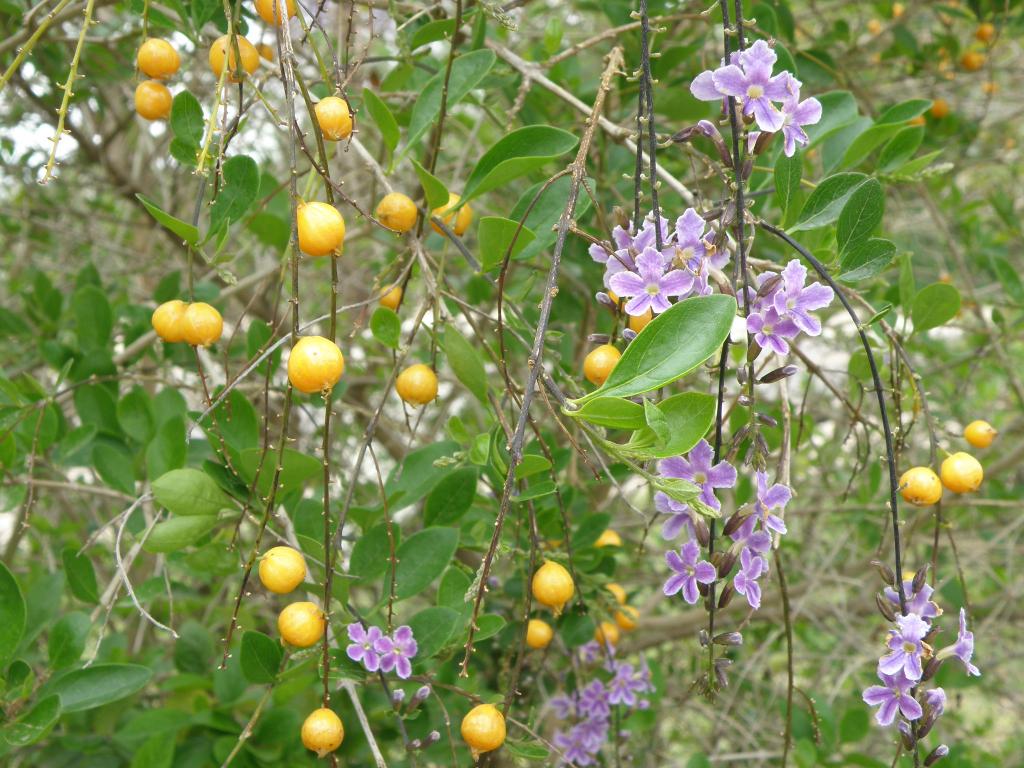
[658,439,737,512]
[578,640,607,665]
[746,306,800,355]
[608,246,694,316]
[663,540,717,604]
[753,470,790,537]
[374,625,418,679]
[346,623,383,672]
[879,613,929,681]
[862,670,924,726]
[937,608,980,676]
[778,91,822,156]
[924,687,946,719]
[607,662,651,708]
[884,580,942,622]
[578,680,610,719]
[711,41,793,132]
[729,516,772,558]
[670,208,720,287]
[656,493,696,541]
[733,547,765,610]
[772,260,834,336]
[549,693,577,720]
[590,214,671,289]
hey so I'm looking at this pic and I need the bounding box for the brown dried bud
[612,206,630,231]
[723,510,750,537]
[746,340,762,363]
[756,412,778,427]
[693,517,711,548]
[712,631,743,646]
[924,745,949,766]
[875,592,897,622]
[717,583,734,609]
[698,629,709,647]
[912,565,929,595]
[757,365,798,384]
[921,656,942,682]
[716,551,737,579]
[752,130,776,156]
[871,560,896,586]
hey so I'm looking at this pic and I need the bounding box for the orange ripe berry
[430,193,473,236]
[258,546,307,594]
[278,601,326,647]
[594,529,622,548]
[301,708,344,758]
[287,336,345,394]
[929,98,950,119]
[182,302,223,347]
[151,300,189,343]
[583,344,620,387]
[899,467,942,507]
[461,704,506,758]
[315,96,353,141]
[940,452,983,494]
[615,605,639,632]
[525,619,553,650]
[395,363,439,406]
[257,43,274,62]
[137,38,180,80]
[964,420,997,449]
[594,620,620,647]
[908,115,926,127]
[375,192,418,233]
[209,35,260,82]
[135,80,172,121]
[960,50,985,71]
[378,284,402,311]
[628,309,654,333]
[975,22,995,43]
[296,201,345,256]
[867,19,883,35]
[254,0,296,26]
[531,560,574,616]
[891,2,905,19]
[981,81,998,95]
[605,583,627,605]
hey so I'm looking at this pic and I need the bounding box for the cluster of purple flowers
[656,440,792,613]
[550,644,655,766]
[589,209,728,321]
[744,260,835,355]
[346,623,418,679]
[690,39,822,157]
[862,576,979,755]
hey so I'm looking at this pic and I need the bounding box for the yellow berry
[209,35,260,82]
[315,96,353,141]
[297,201,345,257]
[975,22,995,43]
[525,619,553,650]
[981,81,998,95]
[929,98,949,119]
[151,299,188,343]
[940,452,983,494]
[964,420,996,449]
[960,50,985,71]
[258,546,307,594]
[594,620,620,647]
[908,115,926,127]
[254,0,296,25]
[615,605,639,632]
[891,2,904,19]
[594,529,622,548]
[628,309,653,333]
[430,193,473,236]
[867,18,882,35]
[899,467,942,507]
[301,708,344,758]
[395,363,438,406]
[278,601,325,647]
[257,43,274,62]
[287,336,345,394]
[531,560,574,616]
[134,80,172,121]
[137,38,180,80]
[605,583,627,605]
[378,284,402,311]
[182,302,223,347]
[583,344,620,387]
[460,703,505,757]
[376,192,419,233]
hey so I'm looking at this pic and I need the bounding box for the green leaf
[898,252,915,309]
[208,155,259,235]
[876,98,932,124]
[94,443,136,495]
[130,733,175,768]
[61,547,98,604]
[143,515,219,553]
[48,611,90,669]
[442,327,487,403]
[395,528,459,600]
[411,159,449,210]
[839,238,896,282]
[836,178,884,254]
[478,217,536,272]
[2,694,61,746]
[361,88,399,154]
[170,90,204,147]
[384,441,459,510]
[405,49,496,151]
[238,448,321,498]
[72,285,113,350]
[152,468,232,517]
[805,91,859,146]
[509,175,592,260]
[879,126,924,172]
[576,295,736,402]
[652,477,704,510]
[45,664,152,713]
[572,397,644,430]
[839,706,870,743]
[350,523,399,581]
[117,388,156,444]
[474,614,505,641]
[462,125,577,201]
[0,560,26,670]
[911,283,961,333]
[505,739,551,760]
[136,195,199,245]
[211,390,259,453]
[642,399,671,444]
[424,468,478,526]
[791,173,868,231]
[514,455,551,480]
[840,124,902,169]
[407,606,459,658]
[623,392,717,459]
[774,152,802,223]
[370,307,401,349]
[239,630,282,684]
[146,416,186,479]
[409,13,471,49]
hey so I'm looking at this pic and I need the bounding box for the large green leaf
[383,441,458,510]
[405,49,495,152]
[0,561,26,670]
[61,546,98,604]
[370,307,401,349]
[621,392,717,459]
[575,295,735,403]
[836,178,884,254]
[478,217,536,272]
[411,159,449,210]
[48,611,91,670]
[462,125,577,201]
[839,238,897,282]
[152,468,232,517]
[572,397,645,430]
[239,630,282,684]
[238,448,322,497]
[791,173,868,232]
[143,515,219,553]
[424,468,478,526]
[442,326,487,403]
[407,606,459,658]
[2,694,61,746]
[208,155,259,235]
[912,283,961,333]
[72,285,113,350]
[394,527,459,600]
[136,195,199,246]
[361,87,399,154]
[44,664,152,713]
[774,152,803,224]
[350,523,400,581]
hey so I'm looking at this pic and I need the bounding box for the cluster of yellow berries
[151,300,223,346]
[257,546,343,758]
[135,38,180,120]
[899,420,994,506]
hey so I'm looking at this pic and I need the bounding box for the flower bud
[425,730,441,746]
[746,340,762,363]
[693,517,711,548]
[392,689,406,708]
[717,583,734,609]
[714,658,731,688]
[716,551,737,579]
[912,565,929,595]
[723,510,750,538]
[871,560,896,586]
[924,745,949,766]
[736,366,748,385]
[757,365,798,384]
[671,120,733,168]
[752,130,776,156]
[921,656,942,682]
[713,631,743,646]
[755,412,778,427]
[875,592,897,622]
[613,206,630,231]
[898,722,915,751]
[698,629,709,647]
[737,394,753,407]
[588,333,611,344]
[596,292,618,312]
[756,274,782,301]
